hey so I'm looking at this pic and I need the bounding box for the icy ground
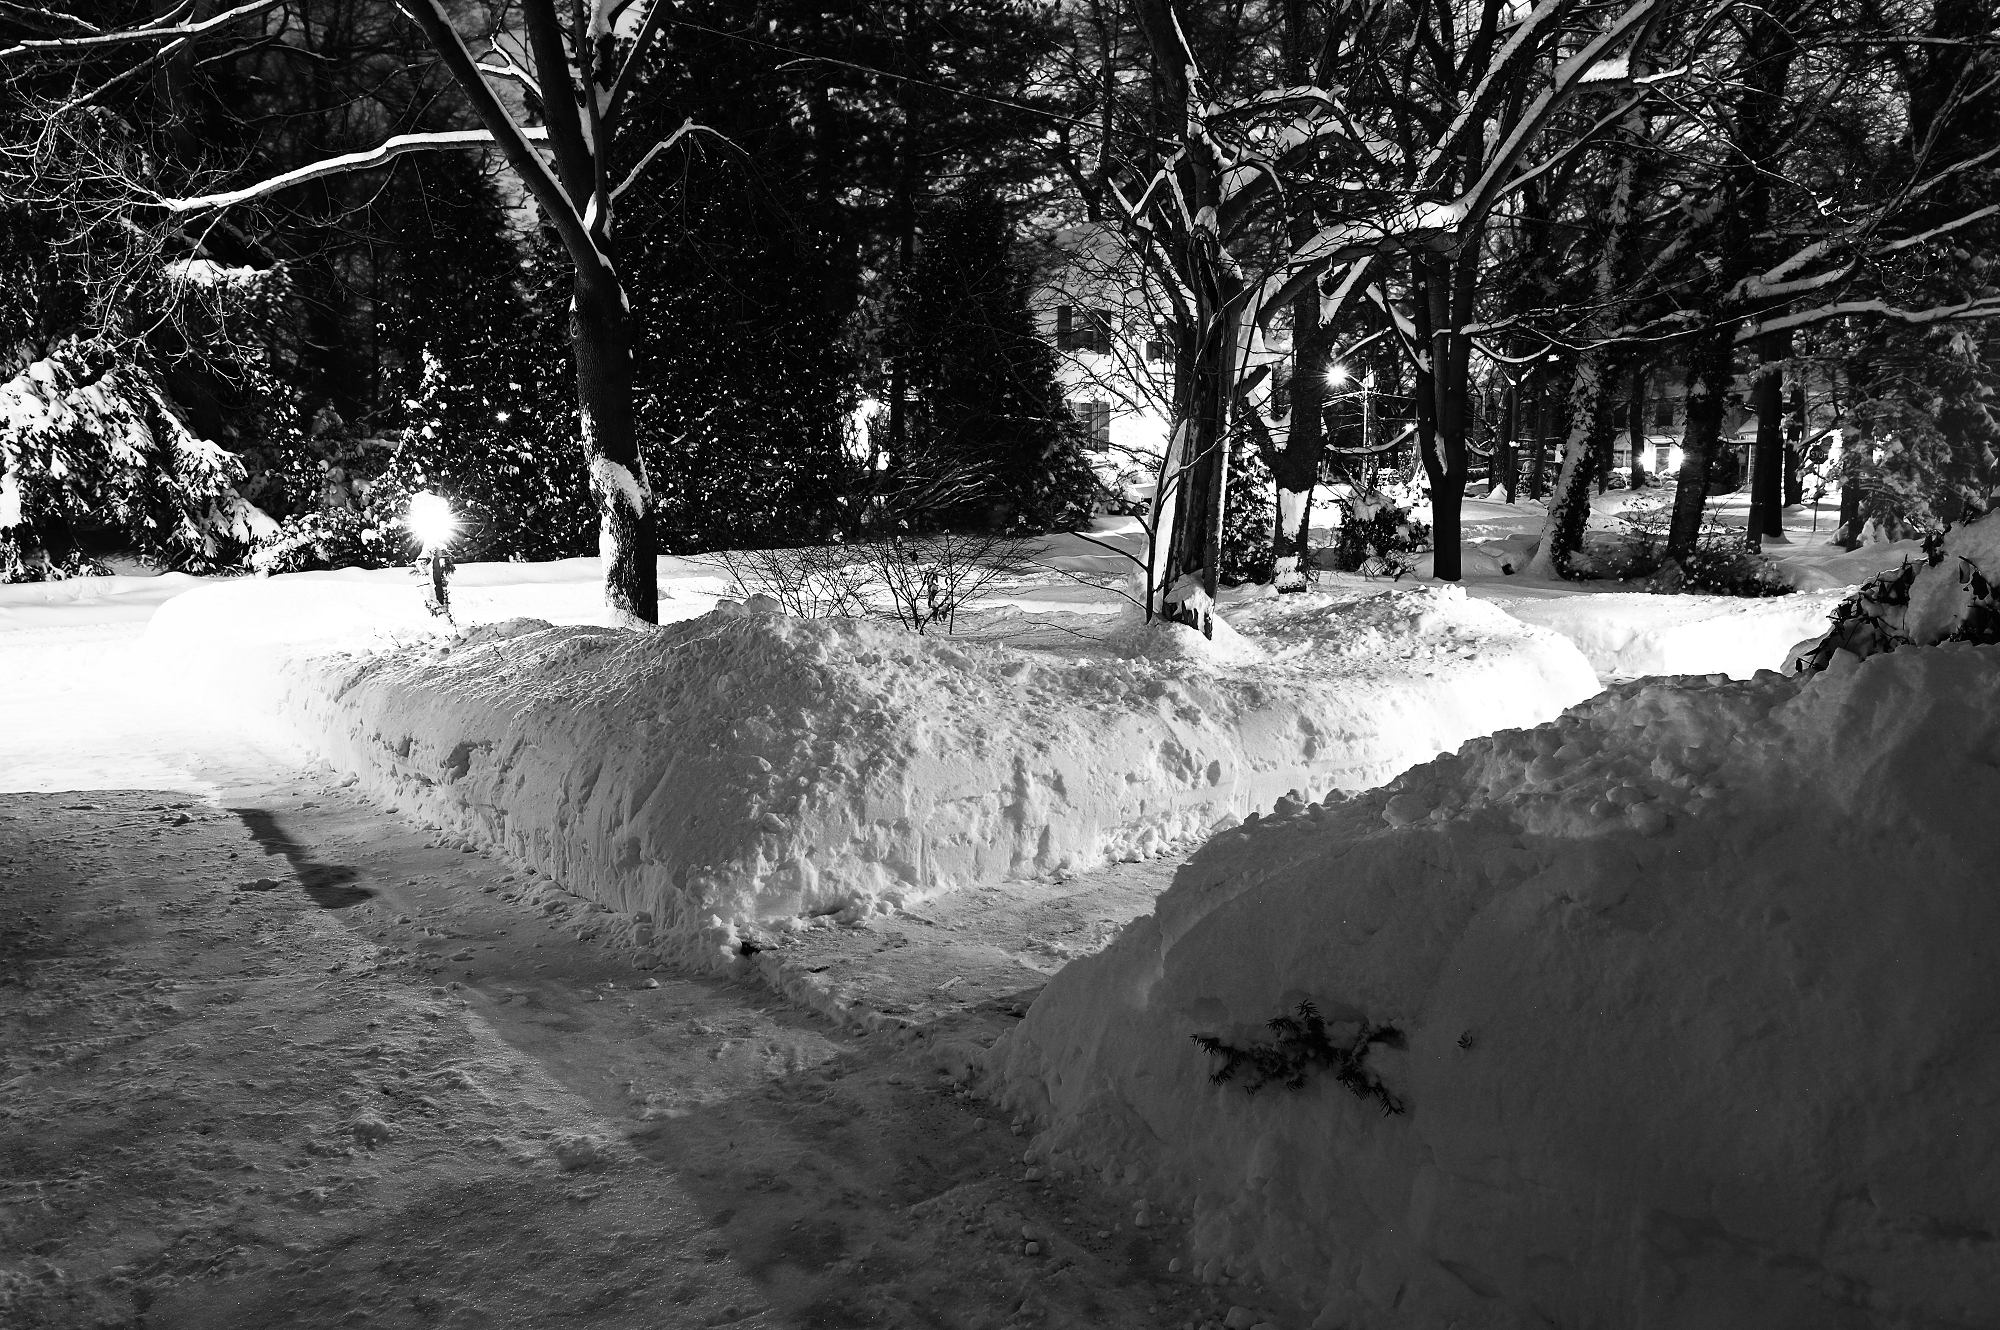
[0,513,1921,1330]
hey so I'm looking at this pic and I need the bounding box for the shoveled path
[1,626,1250,1330]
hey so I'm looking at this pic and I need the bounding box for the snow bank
[1488,587,1844,678]
[990,645,2000,1330]
[150,579,1595,967]
[0,571,206,628]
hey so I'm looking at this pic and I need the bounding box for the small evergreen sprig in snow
[1193,1000,1406,1114]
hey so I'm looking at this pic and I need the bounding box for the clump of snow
[991,644,2000,1328]
[1102,604,1268,666]
[161,258,267,290]
[1906,511,2000,645]
[150,577,1595,966]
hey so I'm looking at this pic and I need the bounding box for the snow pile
[990,645,2000,1330]
[151,578,1594,967]
[1491,588,1846,678]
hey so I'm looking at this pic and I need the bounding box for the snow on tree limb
[154,129,544,213]
[1737,296,2000,341]
[0,0,279,58]
[0,0,102,37]
[602,0,671,125]
[609,119,729,202]
[398,0,602,271]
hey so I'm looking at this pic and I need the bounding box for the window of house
[1057,306,1113,355]
[1070,399,1112,451]
[1144,339,1167,363]
[1084,309,1113,354]
[1654,397,1676,428]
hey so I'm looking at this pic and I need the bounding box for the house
[1029,224,1287,508]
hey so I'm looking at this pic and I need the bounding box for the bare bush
[709,546,875,620]
[708,534,1044,634]
[865,533,1045,634]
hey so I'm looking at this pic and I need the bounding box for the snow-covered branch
[0,0,278,58]
[1737,295,2000,341]
[155,129,545,213]
[609,119,729,202]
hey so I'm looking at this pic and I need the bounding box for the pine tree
[888,188,1098,531]
[371,213,594,566]
[622,181,858,553]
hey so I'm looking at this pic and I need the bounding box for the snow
[161,257,265,289]
[589,456,649,516]
[144,573,1596,967]
[1482,587,1842,678]
[989,643,2000,1329]
[7,510,1996,1326]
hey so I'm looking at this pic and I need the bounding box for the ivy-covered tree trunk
[1529,351,1619,578]
[1533,102,1643,577]
[573,262,656,626]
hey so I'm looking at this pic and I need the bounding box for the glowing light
[405,491,458,552]
[1326,363,1350,387]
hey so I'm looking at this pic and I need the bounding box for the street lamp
[404,490,458,623]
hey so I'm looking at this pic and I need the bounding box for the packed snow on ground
[989,642,2000,1330]
[146,573,1597,968]
[1478,586,1843,679]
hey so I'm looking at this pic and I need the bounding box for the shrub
[1608,499,1795,597]
[711,533,1044,633]
[1327,489,1430,577]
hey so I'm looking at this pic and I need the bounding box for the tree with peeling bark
[2,0,728,625]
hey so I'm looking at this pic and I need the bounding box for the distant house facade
[1029,223,1291,509]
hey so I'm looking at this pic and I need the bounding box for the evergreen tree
[888,188,1098,531]
[623,179,858,553]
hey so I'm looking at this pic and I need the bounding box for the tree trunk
[1666,327,1734,562]
[1530,352,1618,578]
[1783,380,1807,506]
[1746,332,1790,549]
[1528,378,1560,504]
[1157,310,1232,633]
[1270,0,1321,591]
[1414,252,1469,581]
[1499,374,1519,502]
[1627,366,1649,488]
[573,266,656,625]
